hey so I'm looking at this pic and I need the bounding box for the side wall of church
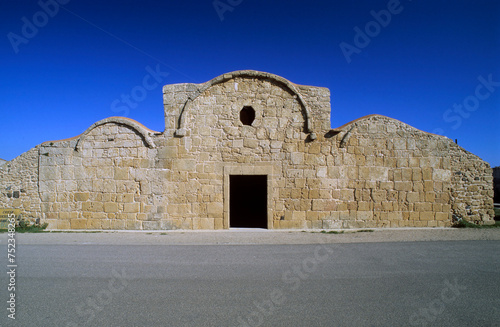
[38,123,159,229]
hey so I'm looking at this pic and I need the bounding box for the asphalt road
[1,235,499,326]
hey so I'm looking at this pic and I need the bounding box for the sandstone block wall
[325,115,493,227]
[38,120,162,230]
[0,70,494,229]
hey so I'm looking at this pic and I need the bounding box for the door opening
[230,175,267,228]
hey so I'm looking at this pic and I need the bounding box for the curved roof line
[75,117,160,150]
[331,114,442,136]
[40,117,160,150]
[175,70,313,136]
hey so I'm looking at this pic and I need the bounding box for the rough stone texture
[326,115,493,227]
[38,121,159,230]
[0,70,494,229]
[0,148,41,220]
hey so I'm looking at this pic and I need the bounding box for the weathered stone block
[124,203,140,213]
[74,192,89,202]
[104,202,118,213]
[292,211,306,220]
[39,166,61,180]
[422,167,433,180]
[420,212,435,221]
[70,219,87,229]
[388,212,402,221]
[432,169,451,181]
[394,181,412,192]
[207,202,223,218]
[357,201,371,211]
[322,219,342,229]
[425,192,435,202]
[415,203,433,212]
[357,211,373,220]
[371,190,386,202]
[243,139,258,149]
[381,202,393,211]
[423,181,434,192]
[340,189,354,201]
[114,167,129,180]
[200,218,215,229]
[406,192,420,203]
[435,212,449,221]
[409,158,420,167]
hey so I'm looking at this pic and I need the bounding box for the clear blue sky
[1,0,499,166]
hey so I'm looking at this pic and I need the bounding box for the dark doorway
[230,175,267,228]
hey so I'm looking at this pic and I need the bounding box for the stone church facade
[0,70,494,229]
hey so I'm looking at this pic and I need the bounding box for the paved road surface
[0,231,499,326]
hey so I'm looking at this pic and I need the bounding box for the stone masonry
[0,70,494,229]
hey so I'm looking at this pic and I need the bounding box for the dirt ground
[8,227,500,245]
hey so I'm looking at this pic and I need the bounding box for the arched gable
[74,117,159,151]
[175,70,314,136]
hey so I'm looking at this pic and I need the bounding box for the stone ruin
[0,70,495,229]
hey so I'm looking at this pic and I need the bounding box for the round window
[240,106,255,126]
